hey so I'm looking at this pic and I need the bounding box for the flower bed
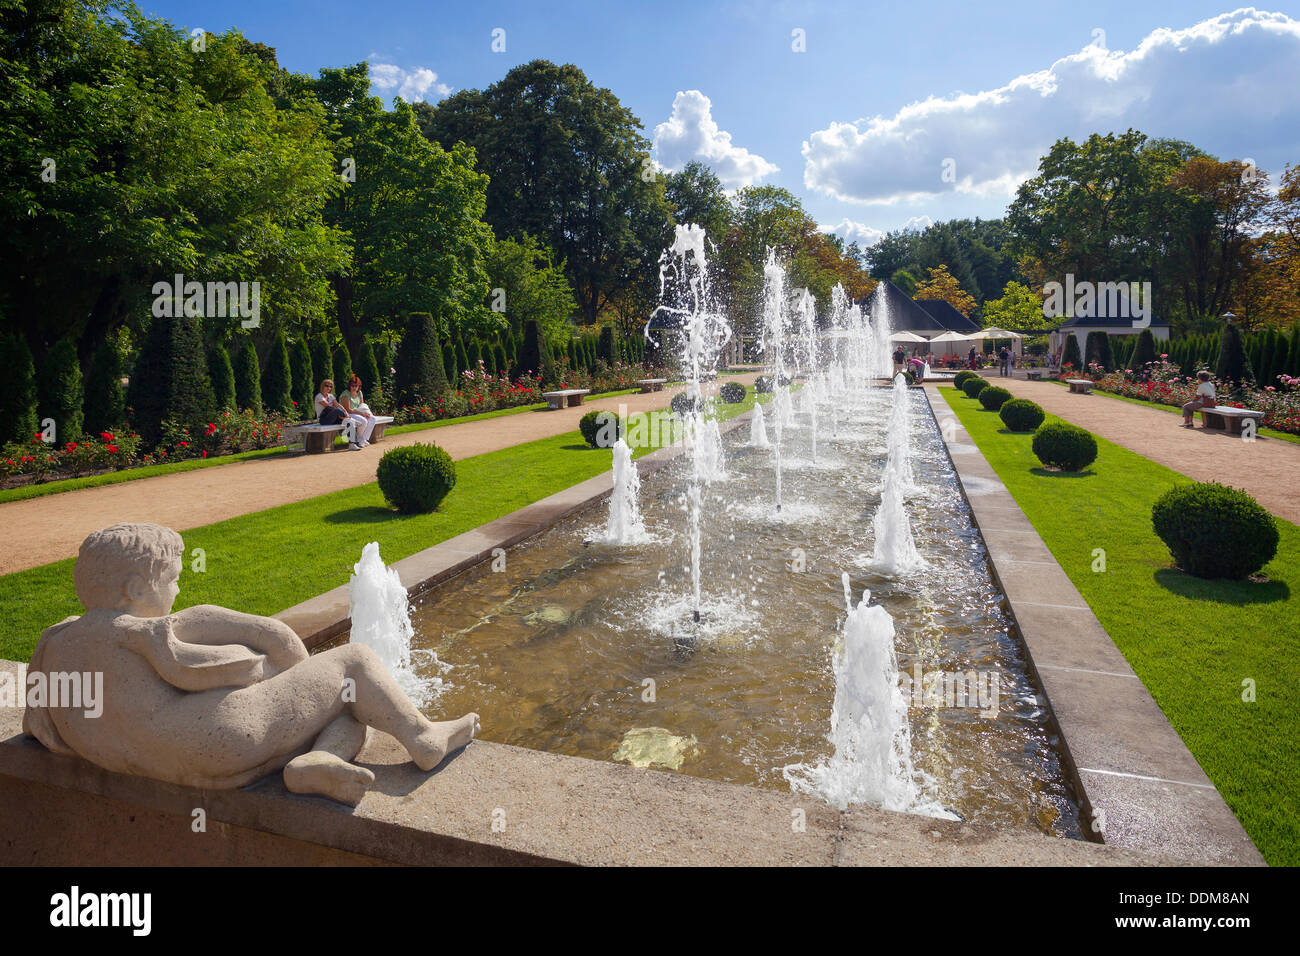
[1055,359,1300,436]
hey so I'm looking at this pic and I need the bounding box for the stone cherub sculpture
[23,523,478,806]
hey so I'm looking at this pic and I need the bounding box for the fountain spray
[760,250,789,513]
[654,224,731,625]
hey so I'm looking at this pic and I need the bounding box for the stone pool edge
[924,384,1264,867]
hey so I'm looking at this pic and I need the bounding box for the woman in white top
[339,375,376,448]
[1182,370,1216,427]
[314,379,363,450]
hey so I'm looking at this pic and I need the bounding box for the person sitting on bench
[314,379,361,450]
[339,375,376,449]
[1181,371,1215,428]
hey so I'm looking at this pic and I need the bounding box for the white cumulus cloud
[368,58,453,103]
[820,215,932,247]
[654,90,779,189]
[802,9,1300,205]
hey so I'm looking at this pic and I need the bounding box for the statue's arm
[167,606,309,671]
[123,620,267,692]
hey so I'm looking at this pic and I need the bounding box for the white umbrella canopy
[889,331,928,343]
[973,327,1023,339]
[929,330,974,343]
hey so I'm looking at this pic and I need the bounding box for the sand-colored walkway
[988,376,1300,524]
[3,378,754,575]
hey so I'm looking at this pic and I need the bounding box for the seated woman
[1181,370,1216,428]
[314,379,361,450]
[339,375,376,449]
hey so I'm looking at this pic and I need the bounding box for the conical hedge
[261,330,293,417]
[0,332,39,445]
[232,336,262,414]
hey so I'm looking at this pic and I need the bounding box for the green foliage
[953,370,975,390]
[394,312,448,406]
[484,234,576,346]
[331,345,352,394]
[1084,330,1113,371]
[1031,422,1098,472]
[454,336,469,379]
[982,281,1052,331]
[38,338,83,442]
[128,316,217,447]
[598,325,617,364]
[1062,335,1083,370]
[1215,321,1254,387]
[261,331,294,417]
[962,377,989,398]
[754,375,774,393]
[376,442,457,513]
[1151,483,1279,580]
[208,342,236,413]
[442,342,456,380]
[999,398,1045,431]
[1132,329,1158,369]
[579,409,622,448]
[518,320,555,381]
[417,60,671,325]
[352,338,382,409]
[83,335,125,436]
[0,332,38,444]
[232,337,263,414]
[671,392,702,417]
[310,335,332,394]
[978,385,1012,410]
[719,381,746,404]
[290,338,314,416]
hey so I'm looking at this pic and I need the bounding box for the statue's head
[74,523,184,617]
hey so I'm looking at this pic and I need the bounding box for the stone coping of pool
[0,666,1166,866]
[923,385,1265,867]
[274,408,757,650]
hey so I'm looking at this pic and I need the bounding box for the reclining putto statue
[23,522,478,806]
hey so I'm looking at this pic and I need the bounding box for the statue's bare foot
[409,713,480,771]
[284,751,376,806]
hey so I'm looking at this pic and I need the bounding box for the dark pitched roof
[869,280,946,333]
[1057,312,1168,328]
[914,299,980,333]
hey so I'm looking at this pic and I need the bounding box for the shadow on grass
[321,506,399,525]
[997,428,1035,435]
[1154,568,1290,605]
[561,443,600,451]
[1029,467,1096,478]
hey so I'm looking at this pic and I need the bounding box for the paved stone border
[275,408,757,650]
[923,385,1264,866]
[0,662,1161,866]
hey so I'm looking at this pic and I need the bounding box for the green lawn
[0,388,768,664]
[1040,378,1300,446]
[940,386,1299,865]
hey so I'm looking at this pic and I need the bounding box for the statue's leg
[332,644,480,771]
[283,714,374,806]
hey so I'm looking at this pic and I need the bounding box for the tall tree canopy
[416,60,671,325]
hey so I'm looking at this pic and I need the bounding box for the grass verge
[940,386,1299,865]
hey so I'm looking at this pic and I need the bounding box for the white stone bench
[284,422,348,454]
[1200,406,1264,435]
[1066,379,1093,394]
[541,389,591,410]
[637,378,667,393]
[368,415,396,441]
[1025,370,1044,381]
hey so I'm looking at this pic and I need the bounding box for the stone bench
[283,422,348,453]
[368,415,395,441]
[1025,370,1043,381]
[637,378,667,393]
[1066,379,1093,394]
[541,389,591,410]
[1200,406,1265,435]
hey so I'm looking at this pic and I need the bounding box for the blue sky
[144,0,1300,246]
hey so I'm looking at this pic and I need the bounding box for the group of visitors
[314,376,376,451]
